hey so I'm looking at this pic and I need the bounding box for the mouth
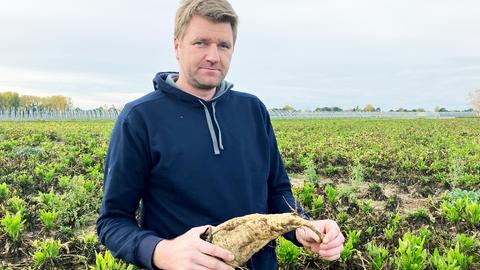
[200,67,220,72]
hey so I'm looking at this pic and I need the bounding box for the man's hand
[152,225,235,270]
[295,219,345,261]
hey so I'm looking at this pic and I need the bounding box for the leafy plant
[366,242,389,270]
[38,190,62,211]
[418,227,432,242]
[408,208,432,223]
[81,231,98,248]
[384,212,402,240]
[33,239,62,267]
[304,158,319,185]
[360,199,374,214]
[394,232,428,270]
[277,236,302,267]
[430,244,473,270]
[91,250,135,270]
[454,233,479,254]
[341,229,362,262]
[299,183,315,209]
[325,184,338,206]
[1,211,25,242]
[441,195,480,226]
[311,196,324,218]
[0,182,9,201]
[350,162,364,187]
[39,209,59,230]
[6,196,26,215]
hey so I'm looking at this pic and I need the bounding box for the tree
[469,89,480,115]
[0,92,20,110]
[20,95,42,111]
[364,104,375,112]
[282,105,296,112]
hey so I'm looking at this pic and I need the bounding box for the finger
[323,224,341,244]
[197,241,235,262]
[192,252,235,270]
[190,266,210,270]
[322,253,341,261]
[319,233,345,250]
[318,244,344,259]
[191,225,213,236]
[300,226,321,243]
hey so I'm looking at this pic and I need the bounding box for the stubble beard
[189,72,225,91]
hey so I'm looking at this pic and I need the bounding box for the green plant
[442,196,480,226]
[350,162,364,188]
[454,233,479,254]
[33,239,62,267]
[39,210,59,230]
[418,227,432,242]
[394,232,428,270]
[340,229,362,262]
[464,200,480,225]
[430,244,473,270]
[325,184,338,206]
[337,211,348,224]
[311,196,324,218]
[409,208,432,223]
[1,211,25,242]
[299,183,315,209]
[304,158,319,185]
[341,240,355,262]
[366,226,375,236]
[6,196,26,215]
[384,225,396,240]
[346,229,362,247]
[38,190,61,211]
[360,199,374,214]
[91,250,135,270]
[366,242,389,270]
[58,175,71,189]
[276,236,302,267]
[0,182,9,201]
[35,165,56,185]
[81,231,98,248]
[384,212,402,240]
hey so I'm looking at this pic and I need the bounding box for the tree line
[0,91,72,112]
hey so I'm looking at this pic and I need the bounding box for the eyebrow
[193,37,232,47]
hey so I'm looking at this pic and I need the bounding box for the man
[96,0,344,269]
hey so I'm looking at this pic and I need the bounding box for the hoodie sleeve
[262,106,310,247]
[96,109,162,269]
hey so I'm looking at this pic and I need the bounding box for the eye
[193,41,207,47]
[219,43,231,49]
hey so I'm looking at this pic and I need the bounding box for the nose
[205,44,220,64]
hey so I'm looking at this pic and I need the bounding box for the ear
[174,36,180,60]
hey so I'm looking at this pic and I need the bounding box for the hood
[153,72,233,104]
[152,71,234,155]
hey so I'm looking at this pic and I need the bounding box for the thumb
[190,225,213,237]
[298,226,321,243]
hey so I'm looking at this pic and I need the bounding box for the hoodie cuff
[283,230,303,247]
[136,235,163,270]
[283,213,310,247]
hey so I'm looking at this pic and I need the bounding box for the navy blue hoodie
[97,72,307,269]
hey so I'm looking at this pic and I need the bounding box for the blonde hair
[175,0,238,43]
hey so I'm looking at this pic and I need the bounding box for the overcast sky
[1,0,479,110]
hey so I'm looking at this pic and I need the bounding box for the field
[0,118,479,269]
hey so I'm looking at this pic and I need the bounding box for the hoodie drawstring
[198,100,224,155]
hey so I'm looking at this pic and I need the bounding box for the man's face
[174,15,234,91]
